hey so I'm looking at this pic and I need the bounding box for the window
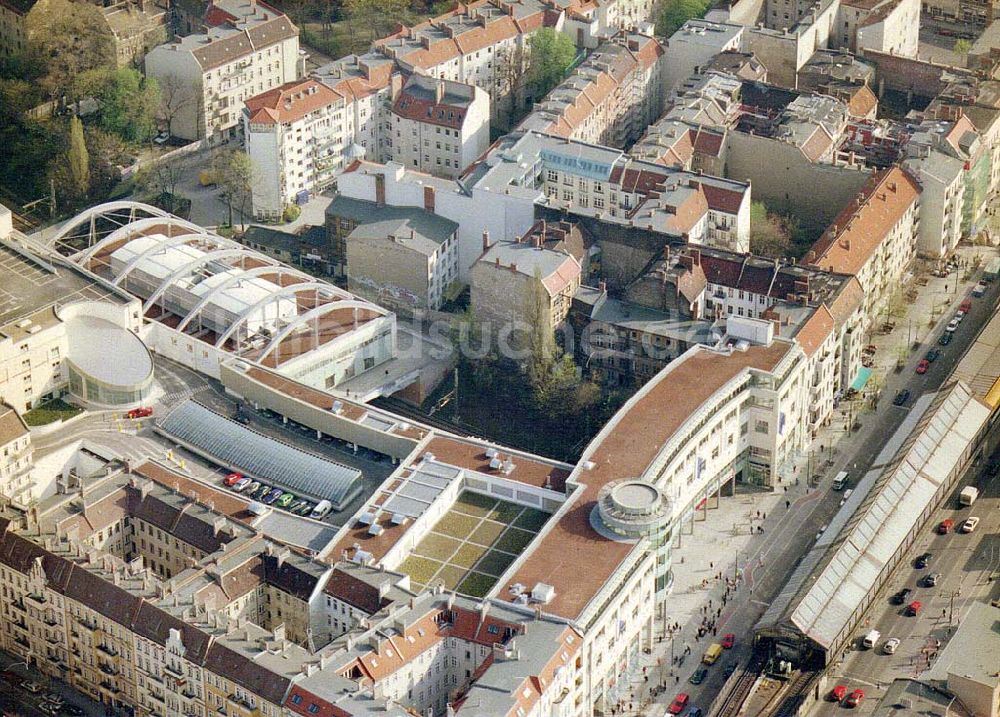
[754,420,769,434]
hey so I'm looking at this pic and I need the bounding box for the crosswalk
[157,386,209,409]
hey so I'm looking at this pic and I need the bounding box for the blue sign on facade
[540,149,614,181]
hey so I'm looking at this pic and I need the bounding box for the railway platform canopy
[756,382,991,666]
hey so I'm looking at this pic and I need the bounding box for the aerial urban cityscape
[0,0,997,713]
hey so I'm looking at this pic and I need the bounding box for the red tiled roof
[794,305,835,358]
[805,166,920,276]
[245,79,342,126]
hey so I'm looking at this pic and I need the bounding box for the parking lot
[399,492,549,597]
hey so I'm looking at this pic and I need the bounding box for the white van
[862,630,880,649]
[832,471,849,491]
[310,500,333,520]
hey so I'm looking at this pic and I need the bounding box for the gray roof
[581,290,720,344]
[925,601,1000,687]
[157,400,362,506]
[478,239,577,281]
[328,196,457,255]
[65,314,153,387]
[758,383,991,654]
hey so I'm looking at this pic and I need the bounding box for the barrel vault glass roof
[759,383,990,653]
[158,400,362,505]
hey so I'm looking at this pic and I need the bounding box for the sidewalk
[604,244,997,717]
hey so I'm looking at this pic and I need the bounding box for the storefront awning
[850,367,873,392]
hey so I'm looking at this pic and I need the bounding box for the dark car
[722,663,737,678]
[938,332,953,346]
[893,389,911,406]
[63,707,85,716]
[925,349,940,362]
[891,588,912,605]
[915,552,932,569]
[689,667,708,685]
[263,487,284,504]
[687,708,703,717]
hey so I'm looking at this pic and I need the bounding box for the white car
[883,637,900,654]
[946,317,961,332]
[153,131,170,145]
[972,282,987,297]
[960,516,980,533]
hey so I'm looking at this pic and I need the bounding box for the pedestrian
[784,486,788,493]
[750,525,753,535]
[675,676,680,684]
[756,510,760,519]
[786,499,790,509]
[763,512,766,520]
[710,561,714,569]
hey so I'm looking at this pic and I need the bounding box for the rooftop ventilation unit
[331,400,343,414]
[368,524,384,537]
[531,583,555,604]
[485,447,499,459]
[489,456,503,470]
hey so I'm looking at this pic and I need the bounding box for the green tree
[213,150,257,227]
[67,116,90,200]
[343,0,408,43]
[85,127,132,198]
[749,201,791,258]
[655,0,712,37]
[92,68,161,143]
[25,0,115,102]
[527,28,576,99]
[0,78,35,124]
[954,38,972,54]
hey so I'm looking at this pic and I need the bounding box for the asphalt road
[678,276,1000,713]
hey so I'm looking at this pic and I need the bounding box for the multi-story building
[145,0,300,142]
[518,31,665,148]
[0,403,32,508]
[0,239,146,413]
[345,204,461,314]
[336,131,752,282]
[0,0,167,65]
[471,230,583,339]
[387,73,490,178]
[244,78,350,220]
[662,20,744,94]
[804,166,921,327]
[903,145,966,258]
[835,0,920,57]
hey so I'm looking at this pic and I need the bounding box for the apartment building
[570,284,718,387]
[387,73,490,178]
[336,131,751,283]
[835,0,920,57]
[518,31,665,149]
[345,204,461,314]
[0,404,32,509]
[662,20,744,94]
[145,0,300,142]
[0,0,167,65]
[472,231,583,338]
[244,78,350,220]
[903,146,965,258]
[804,166,921,326]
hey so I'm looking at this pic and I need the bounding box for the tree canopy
[93,68,161,143]
[655,0,713,37]
[213,150,257,227]
[749,201,793,258]
[25,0,115,101]
[527,28,576,99]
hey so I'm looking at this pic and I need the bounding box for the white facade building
[662,20,744,94]
[244,78,351,220]
[145,0,300,142]
[387,73,490,179]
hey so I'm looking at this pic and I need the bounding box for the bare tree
[493,43,528,129]
[135,159,185,211]
[158,74,195,137]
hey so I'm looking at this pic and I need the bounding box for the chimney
[598,279,607,293]
[375,174,386,206]
[423,185,435,213]
[689,247,701,266]
[510,263,518,273]
[532,233,542,248]
[482,230,491,252]
[435,79,445,104]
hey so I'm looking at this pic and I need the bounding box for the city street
[813,453,999,717]
[622,250,1000,717]
[1,651,121,717]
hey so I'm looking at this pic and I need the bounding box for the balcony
[97,643,119,658]
[25,593,47,609]
[76,616,98,632]
[227,693,257,711]
[164,663,184,679]
[99,663,119,676]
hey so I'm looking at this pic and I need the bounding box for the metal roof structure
[757,382,991,660]
[157,400,363,508]
[952,302,1000,408]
